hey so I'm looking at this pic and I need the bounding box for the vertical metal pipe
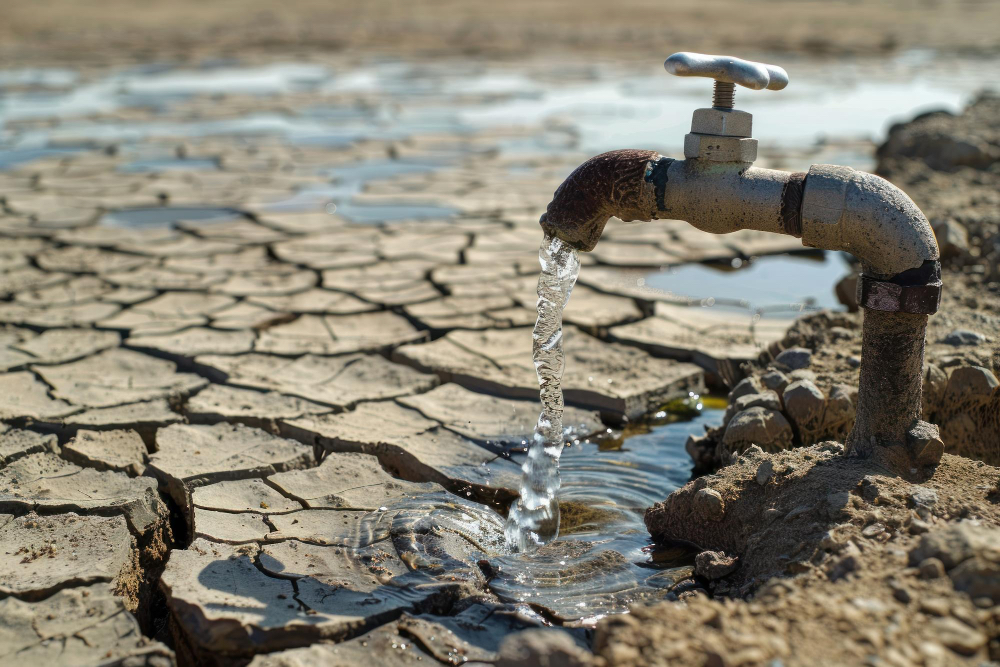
[846,309,928,456]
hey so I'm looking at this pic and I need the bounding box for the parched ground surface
[3,5,1000,664]
[0,49,819,666]
[3,0,1000,64]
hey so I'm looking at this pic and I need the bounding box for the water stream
[504,235,581,552]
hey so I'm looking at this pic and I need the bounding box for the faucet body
[540,53,946,472]
[540,148,944,472]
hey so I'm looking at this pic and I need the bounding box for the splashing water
[504,234,581,552]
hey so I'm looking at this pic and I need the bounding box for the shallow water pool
[487,399,724,624]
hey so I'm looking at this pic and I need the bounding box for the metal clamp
[857,261,943,314]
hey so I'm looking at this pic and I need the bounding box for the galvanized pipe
[540,150,943,470]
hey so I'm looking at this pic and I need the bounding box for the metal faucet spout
[539,149,661,252]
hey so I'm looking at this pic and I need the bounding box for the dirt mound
[598,445,1000,666]
[878,94,1000,280]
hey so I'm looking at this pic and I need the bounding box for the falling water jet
[504,234,580,552]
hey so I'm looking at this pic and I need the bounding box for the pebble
[693,488,726,521]
[928,616,986,656]
[760,369,789,393]
[919,557,947,579]
[755,460,775,486]
[942,328,986,345]
[774,347,812,371]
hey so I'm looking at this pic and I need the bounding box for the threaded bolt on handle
[712,81,736,109]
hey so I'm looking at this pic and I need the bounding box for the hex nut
[684,133,758,162]
[690,108,752,137]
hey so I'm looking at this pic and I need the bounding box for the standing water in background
[504,234,581,552]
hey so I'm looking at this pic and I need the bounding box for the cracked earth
[2,25,999,667]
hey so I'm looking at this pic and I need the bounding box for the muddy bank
[496,442,1000,666]
[628,445,1000,666]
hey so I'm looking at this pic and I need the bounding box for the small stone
[693,488,725,521]
[928,616,986,656]
[846,356,861,368]
[723,390,782,425]
[932,219,969,259]
[828,326,854,340]
[760,370,789,393]
[910,522,997,569]
[835,273,859,312]
[923,363,948,414]
[782,380,826,436]
[729,376,763,402]
[822,384,856,433]
[907,421,945,467]
[910,486,939,516]
[819,530,843,551]
[860,476,883,504]
[944,366,999,410]
[755,460,775,486]
[889,580,912,604]
[862,523,887,538]
[920,557,947,579]
[787,369,817,383]
[942,328,987,346]
[909,519,931,535]
[774,347,812,371]
[720,407,793,456]
[694,550,738,580]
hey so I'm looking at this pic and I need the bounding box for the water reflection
[486,400,722,624]
[645,251,853,318]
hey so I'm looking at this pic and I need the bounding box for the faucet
[540,53,945,474]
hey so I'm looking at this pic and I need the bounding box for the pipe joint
[858,260,943,315]
[800,164,939,279]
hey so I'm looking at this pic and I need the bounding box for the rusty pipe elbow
[539,149,662,252]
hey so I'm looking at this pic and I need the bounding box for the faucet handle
[664,52,789,91]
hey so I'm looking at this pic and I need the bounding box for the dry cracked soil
[2,6,1000,666]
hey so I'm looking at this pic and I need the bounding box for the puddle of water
[645,251,851,318]
[333,202,459,223]
[0,146,87,170]
[456,51,1000,162]
[0,68,78,90]
[100,206,243,228]
[489,399,722,623]
[117,157,219,173]
[6,51,997,165]
[261,157,460,222]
